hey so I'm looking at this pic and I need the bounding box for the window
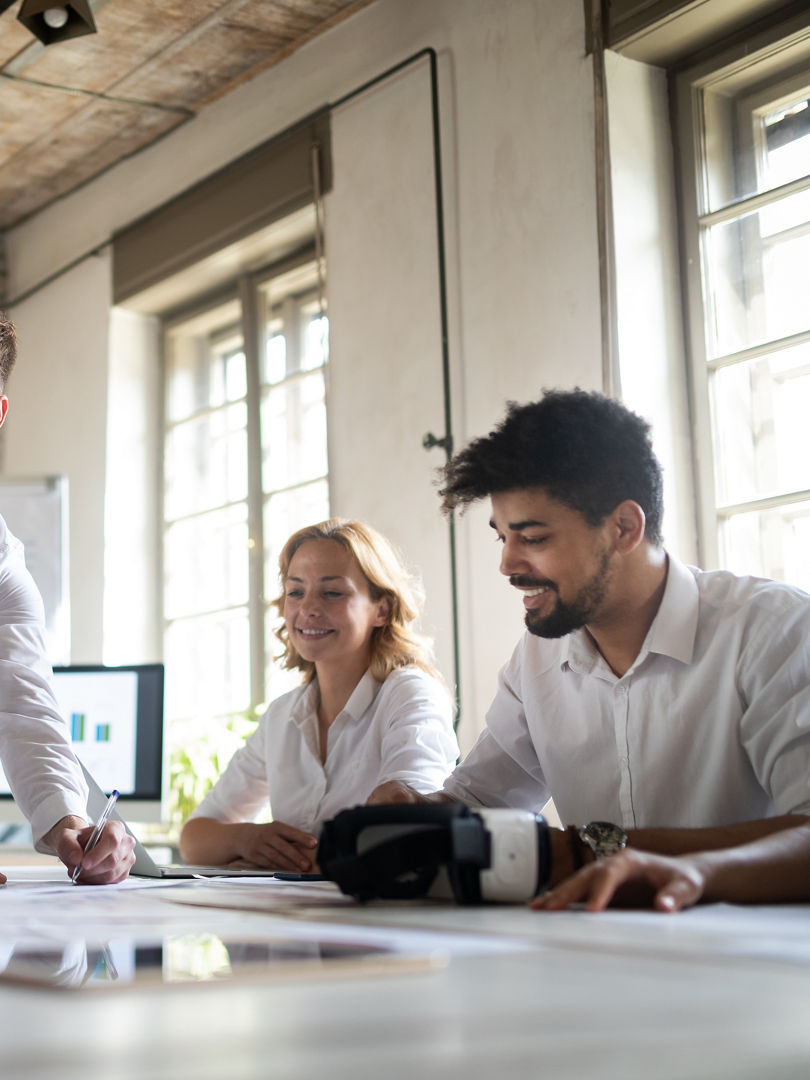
[162,257,328,818]
[677,26,810,591]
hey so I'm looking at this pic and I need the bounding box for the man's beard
[521,548,612,639]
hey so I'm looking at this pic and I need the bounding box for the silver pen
[72,789,119,884]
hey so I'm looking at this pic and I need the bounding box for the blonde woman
[180,519,458,872]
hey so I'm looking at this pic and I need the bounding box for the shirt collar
[290,668,381,728]
[290,680,320,728]
[560,552,699,673]
[340,668,382,721]
[642,554,699,665]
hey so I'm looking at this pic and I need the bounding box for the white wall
[5,252,111,662]
[3,0,602,750]
[103,308,162,665]
[325,63,455,683]
[605,50,697,564]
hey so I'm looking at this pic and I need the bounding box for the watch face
[580,821,628,857]
[585,822,623,843]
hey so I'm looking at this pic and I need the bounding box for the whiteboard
[0,476,70,663]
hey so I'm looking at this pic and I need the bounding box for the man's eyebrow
[489,519,548,531]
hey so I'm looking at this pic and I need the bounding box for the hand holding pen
[72,790,119,884]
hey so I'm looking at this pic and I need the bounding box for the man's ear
[0,396,8,430]
[610,500,646,553]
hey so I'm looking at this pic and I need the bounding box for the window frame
[673,13,810,573]
[159,244,327,727]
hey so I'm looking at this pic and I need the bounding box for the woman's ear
[374,596,391,627]
[0,397,8,430]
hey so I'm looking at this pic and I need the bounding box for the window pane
[261,373,328,492]
[710,343,810,506]
[164,504,249,619]
[262,480,330,595]
[264,331,286,385]
[164,608,250,723]
[703,192,810,358]
[761,97,810,190]
[703,86,810,211]
[302,313,329,372]
[165,302,243,422]
[164,403,247,520]
[720,502,810,592]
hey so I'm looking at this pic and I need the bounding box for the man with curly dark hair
[370,388,810,889]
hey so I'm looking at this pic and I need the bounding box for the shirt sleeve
[443,644,551,811]
[0,546,88,849]
[375,669,459,793]
[188,717,271,824]
[738,591,810,816]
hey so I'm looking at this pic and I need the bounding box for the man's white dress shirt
[191,667,459,834]
[444,556,810,828]
[0,513,87,845]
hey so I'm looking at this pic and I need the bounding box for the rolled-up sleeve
[377,669,458,793]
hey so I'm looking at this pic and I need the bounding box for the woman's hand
[531,848,707,913]
[366,779,425,805]
[234,821,319,872]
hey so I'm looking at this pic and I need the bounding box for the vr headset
[318,803,551,904]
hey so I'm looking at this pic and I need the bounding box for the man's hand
[45,815,136,885]
[235,821,319,872]
[366,780,434,805]
[531,848,706,913]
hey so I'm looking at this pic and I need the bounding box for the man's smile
[510,575,557,594]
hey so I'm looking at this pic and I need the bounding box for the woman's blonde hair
[273,518,440,684]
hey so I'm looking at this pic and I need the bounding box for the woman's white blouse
[190,667,458,834]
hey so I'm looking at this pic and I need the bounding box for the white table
[1,863,809,1080]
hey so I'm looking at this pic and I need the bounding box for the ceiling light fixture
[16,0,97,45]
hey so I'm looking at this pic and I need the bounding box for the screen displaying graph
[0,667,156,799]
[52,670,138,794]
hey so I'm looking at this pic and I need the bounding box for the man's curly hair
[439,388,664,545]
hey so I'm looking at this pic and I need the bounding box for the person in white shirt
[532,822,810,913]
[369,389,810,889]
[0,314,134,884]
[180,518,458,872]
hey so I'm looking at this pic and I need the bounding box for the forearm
[691,824,810,904]
[547,814,810,887]
[179,817,250,865]
[625,814,810,857]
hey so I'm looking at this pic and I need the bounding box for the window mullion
[240,275,266,710]
[698,171,810,227]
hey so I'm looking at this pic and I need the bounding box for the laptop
[81,762,280,879]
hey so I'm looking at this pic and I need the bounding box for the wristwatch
[578,821,628,860]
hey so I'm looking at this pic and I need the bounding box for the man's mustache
[509,575,558,592]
